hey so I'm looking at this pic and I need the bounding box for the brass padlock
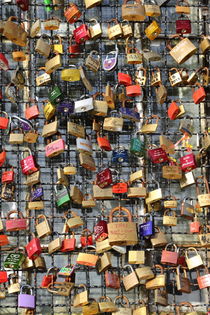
[97,253,112,273]
[8,274,20,294]
[121,20,133,37]
[12,51,26,62]
[45,53,62,75]
[25,170,40,186]
[43,101,56,120]
[9,128,24,144]
[169,68,183,86]
[122,265,139,291]
[35,34,51,57]
[44,17,60,31]
[34,256,46,271]
[104,83,115,109]
[145,20,161,40]
[35,214,52,238]
[151,67,161,86]
[200,35,210,54]
[167,35,197,64]
[107,18,122,40]
[85,50,100,72]
[145,1,161,17]
[30,19,41,38]
[52,34,63,54]
[36,67,51,86]
[155,83,167,104]
[57,167,68,186]
[89,19,102,39]
[24,129,39,144]
[201,66,210,86]
[135,67,147,86]
[42,117,58,137]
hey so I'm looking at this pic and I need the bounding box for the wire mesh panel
[0,0,209,314]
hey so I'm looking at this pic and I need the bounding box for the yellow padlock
[61,65,80,81]
[43,101,56,120]
[52,34,63,54]
[145,20,161,40]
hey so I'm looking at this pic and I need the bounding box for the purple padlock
[31,187,43,201]
[57,101,74,115]
[18,285,35,309]
[119,107,140,122]
[12,116,33,131]
[139,214,154,238]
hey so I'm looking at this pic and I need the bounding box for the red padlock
[6,210,27,232]
[176,18,191,34]
[180,153,197,172]
[126,84,142,97]
[0,271,8,283]
[168,101,181,120]
[61,232,76,252]
[192,83,206,104]
[16,0,29,11]
[197,268,210,289]
[161,243,178,266]
[69,35,80,57]
[64,3,82,24]
[0,53,9,71]
[96,168,113,188]
[25,233,42,260]
[0,111,9,129]
[112,182,128,194]
[80,229,93,247]
[41,267,58,288]
[0,234,9,246]
[20,148,38,175]
[25,101,40,120]
[190,216,201,233]
[148,147,168,164]
[73,24,90,44]
[118,72,132,86]
[0,150,6,167]
[94,219,108,242]
[2,167,14,183]
[45,135,65,158]
[97,136,112,151]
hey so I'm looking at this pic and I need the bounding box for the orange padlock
[25,100,40,120]
[168,101,180,120]
[97,135,112,151]
[192,83,206,104]
[64,3,82,24]
[126,84,142,97]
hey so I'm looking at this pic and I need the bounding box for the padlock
[48,232,62,254]
[135,67,147,86]
[44,16,60,30]
[11,66,25,89]
[200,35,210,54]
[139,214,154,238]
[0,112,9,130]
[167,35,197,64]
[82,193,96,208]
[103,45,118,72]
[42,117,58,138]
[1,183,15,201]
[47,280,74,296]
[70,185,83,205]
[22,256,34,271]
[80,66,93,91]
[145,181,163,204]
[85,0,101,8]
[41,267,58,288]
[52,34,63,54]
[73,23,90,44]
[26,233,42,260]
[168,101,181,120]
[127,182,146,198]
[6,210,27,232]
[0,53,9,71]
[130,136,144,157]
[145,264,166,289]
[176,16,191,34]
[20,148,38,175]
[45,53,62,75]
[176,0,191,14]
[150,227,168,247]
[4,251,25,269]
[155,83,167,104]
[163,210,177,226]
[25,101,39,120]
[154,288,168,306]
[45,134,65,158]
[61,232,76,252]
[35,214,52,238]
[126,47,143,64]
[48,86,62,105]
[16,0,29,10]
[64,3,81,23]
[192,82,206,104]
[74,95,94,113]
[35,34,51,57]
[185,247,203,270]
[145,0,161,16]
[57,167,68,186]
[122,0,145,21]
[9,128,24,145]
[121,20,133,37]
[85,50,100,72]
[179,116,194,137]
[148,146,168,163]
[80,229,93,248]
[200,66,210,86]
[30,186,43,201]
[133,300,148,315]
[190,215,201,233]
[61,65,80,82]
[103,110,124,132]
[92,93,108,117]
[79,153,96,171]
[34,256,46,271]
[68,35,81,57]
[43,101,56,120]
[118,72,132,86]
[122,265,139,291]
[8,274,20,294]
[169,68,183,86]
[197,267,210,289]
[3,16,27,47]
[107,19,122,39]
[18,285,35,309]
[55,185,70,207]
[25,170,40,187]
[151,67,161,86]
[112,147,128,163]
[145,20,161,40]
[161,243,178,265]
[196,175,210,208]
[36,67,51,87]
[89,19,102,39]
[176,265,191,293]
[0,271,8,284]
[2,166,14,183]
[73,284,89,307]
[140,115,159,133]
[30,19,41,38]
[57,101,74,115]
[126,84,142,97]
[180,153,197,172]
[119,101,140,122]
[177,302,198,315]
[96,168,113,188]
[181,197,194,220]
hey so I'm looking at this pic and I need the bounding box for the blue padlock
[112,148,129,163]
[119,107,140,122]
[31,187,43,201]
[57,101,74,115]
[139,214,154,238]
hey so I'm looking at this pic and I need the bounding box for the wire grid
[0,0,209,314]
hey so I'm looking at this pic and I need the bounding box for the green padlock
[44,0,52,4]
[55,185,70,207]
[48,86,62,105]
[4,252,25,269]
[130,137,145,157]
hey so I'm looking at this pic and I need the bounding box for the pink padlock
[18,285,35,309]
[148,147,168,164]
[20,148,38,175]
[25,233,42,260]
[189,216,201,233]
[73,24,90,44]
[6,210,27,232]
[180,153,197,172]
[45,134,65,158]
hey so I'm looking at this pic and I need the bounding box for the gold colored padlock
[45,53,62,75]
[61,65,80,81]
[121,20,133,37]
[43,101,56,120]
[89,19,102,39]
[200,35,210,54]
[145,20,161,40]
[12,51,26,62]
[36,67,51,86]
[52,34,63,54]
[169,68,183,86]
[85,50,100,72]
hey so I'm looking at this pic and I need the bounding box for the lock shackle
[164,209,176,217]
[121,19,131,26]
[20,284,33,295]
[178,301,194,312]
[169,67,180,75]
[21,148,32,160]
[46,266,58,276]
[5,83,17,103]
[164,195,177,201]
[126,47,140,54]
[164,242,177,252]
[185,247,200,260]
[152,66,160,75]
[7,210,25,219]
[35,214,48,225]
[123,264,135,275]
[93,92,104,100]
[76,283,87,293]
[89,50,100,58]
[108,18,120,27]
[114,295,130,307]
[89,18,98,25]
[109,206,132,223]
[0,111,8,118]
[98,296,112,302]
[53,34,62,44]
[142,213,152,222]
[195,175,210,195]
[145,114,159,125]
[81,228,92,236]
[12,115,33,131]
[167,34,182,51]
[8,272,19,283]
[176,0,190,6]
[154,264,164,274]
[199,224,210,234]
[10,127,23,133]
[80,94,91,100]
